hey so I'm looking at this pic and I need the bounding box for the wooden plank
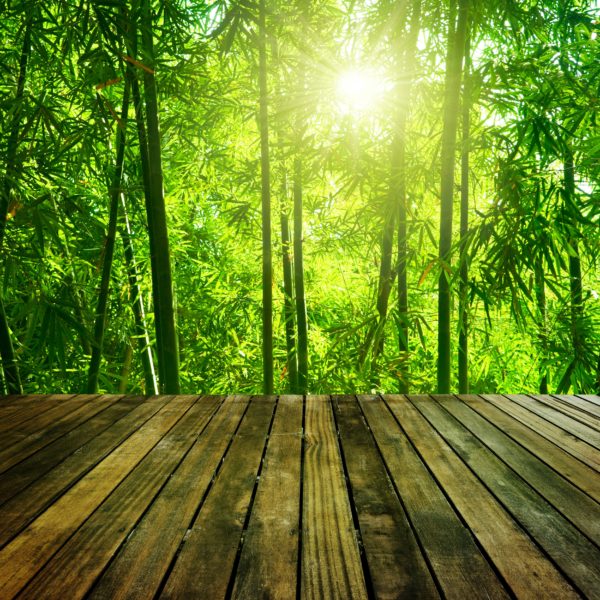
[578,394,600,407]
[506,394,600,450]
[301,395,367,600]
[384,395,579,599]
[0,394,96,443]
[550,394,600,420]
[531,394,600,430]
[89,395,248,600]
[0,394,120,473]
[0,394,76,437]
[0,394,65,413]
[482,394,600,471]
[359,395,509,600]
[0,393,27,406]
[0,394,145,506]
[159,395,276,599]
[18,396,223,599]
[0,395,171,546]
[413,395,600,598]
[459,394,600,503]
[0,394,196,598]
[334,395,440,599]
[0,395,53,429]
[436,395,600,544]
[230,395,303,600]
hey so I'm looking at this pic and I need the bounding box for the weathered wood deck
[0,394,599,599]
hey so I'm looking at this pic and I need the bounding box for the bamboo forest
[0,0,598,397]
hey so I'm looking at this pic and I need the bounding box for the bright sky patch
[336,68,389,115]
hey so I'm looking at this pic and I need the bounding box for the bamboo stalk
[119,194,158,394]
[258,0,273,395]
[122,3,164,388]
[564,148,583,392]
[437,0,469,393]
[293,9,309,394]
[0,17,32,394]
[128,60,165,388]
[534,258,548,394]
[458,26,470,394]
[280,198,298,392]
[86,82,131,393]
[293,156,308,394]
[139,0,180,393]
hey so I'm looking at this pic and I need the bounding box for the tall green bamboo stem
[119,194,158,394]
[280,198,298,392]
[292,191,309,391]
[396,0,421,393]
[0,18,32,394]
[534,258,548,394]
[372,0,419,388]
[372,198,394,386]
[437,0,469,393]
[376,208,395,333]
[123,5,164,388]
[0,304,19,394]
[374,0,408,361]
[458,28,470,394]
[564,148,583,391]
[293,156,308,393]
[291,3,310,394]
[140,0,180,393]
[258,0,273,394]
[86,83,130,393]
[128,65,164,387]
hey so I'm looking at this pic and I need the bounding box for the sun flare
[336,68,389,115]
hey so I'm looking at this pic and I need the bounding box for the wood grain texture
[19,396,221,599]
[334,395,440,599]
[0,395,98,448]
[551,394,600,420]
[579,395,600,407]
[0,394,171,546]
[385,395,579,599]
[231,395,303,600]
[0,394,29,407]
[506,394,600,449]
[483,394,600,470]
[301,395,367,600]
[0,394,597,599]
[436,395,600,543]
[415,395,600,598]
[160,396,276,599]
[0,394,113,470]
[0,394,144,505]
[0,394,193,598]
[359,395,510,600]
[531,394,600,430]
[89,395,246,600]
[459,394,600,503]
[0,394,53,431]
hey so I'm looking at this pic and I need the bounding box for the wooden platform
[0,394,599,599]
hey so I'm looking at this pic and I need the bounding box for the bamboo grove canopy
[0,0,598,395]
